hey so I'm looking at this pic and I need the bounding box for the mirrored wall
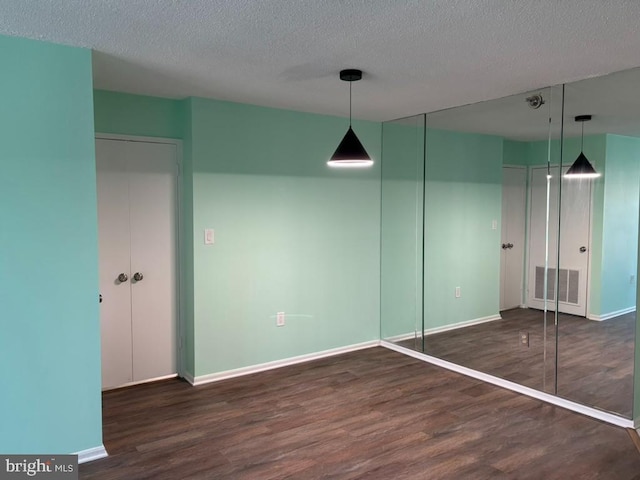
[381,67,640,419]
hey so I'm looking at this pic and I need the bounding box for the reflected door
[528,166,591,316]
[500,166,526,310]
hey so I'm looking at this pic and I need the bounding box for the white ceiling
[3,0,640,122]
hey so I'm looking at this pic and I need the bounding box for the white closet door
[96,139,134,389]
[127,141,177,382]
[97,138,178,390]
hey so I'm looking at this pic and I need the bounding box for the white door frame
[526,164,593,317]
[95,133,184,379]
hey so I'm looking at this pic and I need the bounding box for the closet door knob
[117,273,128,283]
[133,272,144,282]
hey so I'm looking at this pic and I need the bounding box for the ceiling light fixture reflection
[565,115,601,179]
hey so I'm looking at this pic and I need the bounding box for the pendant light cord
[349,81,352,127]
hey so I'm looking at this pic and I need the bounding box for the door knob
[502,243,508,249]
[507,243,514,249]
[580,246,587,253]
[99,294,103,303]
[133,272,144,282]
[117,273,128,283]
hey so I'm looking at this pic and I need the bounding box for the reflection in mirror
[380,68,638,419]
[557,68,640,418]
[380,114,425,350]
[417,86,563,395]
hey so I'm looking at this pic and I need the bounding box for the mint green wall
[599,135,640,314]
[424,129,503,328]
[380,118,425,338]
[503,140,529,166]
[0,36,102,453]
[94,90,184,139]
[188,98,381,376]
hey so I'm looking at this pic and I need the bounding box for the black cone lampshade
[328,69,373,168]
[565,115,600,179]
[329,127,372,166]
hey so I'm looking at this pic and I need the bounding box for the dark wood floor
[399,309,635,417]
[80,347,640,479]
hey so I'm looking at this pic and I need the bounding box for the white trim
[384,331,420,343]
[101,374,178,392]
[190,341,380,386]
[384,314,502,342]
[588,306,636,321]
[76,445,108,464]
[423,314,502,336]
[381,341,634,428]
[182,372,195,386]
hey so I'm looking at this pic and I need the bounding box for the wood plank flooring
[80,347,640,479]
[399,309,635,417]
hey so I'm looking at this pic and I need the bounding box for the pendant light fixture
[327,69,373,168]
[565,115,601,179]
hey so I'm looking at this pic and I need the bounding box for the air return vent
[534,266,580,304]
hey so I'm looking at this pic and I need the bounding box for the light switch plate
[204,229,215,245]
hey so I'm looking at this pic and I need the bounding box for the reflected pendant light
[327,69,373,168]
[565,115,601,179]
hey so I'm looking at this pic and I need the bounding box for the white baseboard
[182,372,195,385]
[380,340,634,429]
[189,340,380,386]
[76,445,108,464]
[383,314,502,343]
[384,331,420,343]
[423,314,502,335]
[102,373,178,391]
[588,306,636,321]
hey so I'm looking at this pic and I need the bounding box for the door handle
[133,272,144,282]
[99,294,102,303]
[580,246,587,253]
[502,243,508,249]
[117,273,128,283]
[507,243,514,249]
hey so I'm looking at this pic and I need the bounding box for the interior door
[500,166,527,310]
[97,138,178,389]
[96,140,134,388]
[127,141,178,382]
[527,166,590,316]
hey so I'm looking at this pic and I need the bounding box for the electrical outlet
[276,312,285,327]
[519,331,529,347]
[455,287,461,298]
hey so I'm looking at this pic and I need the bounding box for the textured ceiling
[3,0,640,122]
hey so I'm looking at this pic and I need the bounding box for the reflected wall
[381,68,639,420]
[380,114,425,349]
